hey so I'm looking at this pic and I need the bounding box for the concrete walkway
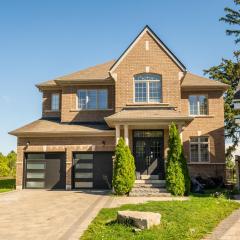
[0,190,187,240]
[204,208,240,240]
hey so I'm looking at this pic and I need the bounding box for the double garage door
[24,152,113,190]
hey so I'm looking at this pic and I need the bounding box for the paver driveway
[0,190,110,240]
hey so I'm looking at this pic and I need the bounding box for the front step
[129,187,171,197]
[129,180,170,197]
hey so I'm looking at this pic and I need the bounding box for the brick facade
[13,26,226,189]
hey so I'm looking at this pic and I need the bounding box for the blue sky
[0,0,237,154]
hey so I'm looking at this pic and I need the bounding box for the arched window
[134,73,162,103]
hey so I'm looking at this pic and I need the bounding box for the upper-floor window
[189,95,208,116]
[77,89,108,110]
[51,93,60,111]
[134,73,162,103]
[190,136,209,162]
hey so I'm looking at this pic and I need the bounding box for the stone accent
[117,210,161,229]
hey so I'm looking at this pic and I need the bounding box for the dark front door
[133,130,164,179]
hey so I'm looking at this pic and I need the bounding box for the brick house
[9,26,228,190]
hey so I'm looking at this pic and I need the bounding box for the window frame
[51,93,60,111]
[76,89,108,110]
[188,94,208,116]
[189,136,210,163]
[133,73,162,103]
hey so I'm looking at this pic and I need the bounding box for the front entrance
[133,130,164,179]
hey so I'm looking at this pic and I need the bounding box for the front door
[133,130,164,179]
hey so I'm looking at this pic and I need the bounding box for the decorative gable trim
[109,25,186,74]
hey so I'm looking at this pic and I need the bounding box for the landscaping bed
[0,178,16,193]
[81,196,240,240]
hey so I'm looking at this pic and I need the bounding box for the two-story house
[234,87,240,125]
[10,26,228,190]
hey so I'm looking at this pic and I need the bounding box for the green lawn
[81,196,240,240]
[0,178,16,193]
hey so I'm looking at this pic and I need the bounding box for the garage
[24,153,66,189]
[73,152,113,189]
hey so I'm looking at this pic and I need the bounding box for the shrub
[166,123,185,196]
[0,154,10,177]
[112,137,136,195]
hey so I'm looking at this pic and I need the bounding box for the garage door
[25,153,66,189]
[73,152,113,189]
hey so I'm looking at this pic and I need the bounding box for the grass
[81,195,240,240]
[0,178,16,193]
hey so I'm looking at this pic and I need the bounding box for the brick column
[66,148,72,190]
[16,146,24,190]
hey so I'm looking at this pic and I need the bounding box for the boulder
[117,210,161,229]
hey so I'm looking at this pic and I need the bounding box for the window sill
[45,110,60,113]
[126,102,173,107]
[190,115,215,118]
[188,162,225,165]
[70,109,114,112]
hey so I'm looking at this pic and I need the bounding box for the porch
[105,108,193,180]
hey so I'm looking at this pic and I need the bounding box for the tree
[112,138,136,195]
[6,151,17,177]
[166,123,185,196]
[0,154,10,177]
[205,0,240,159]
[220,0,240,43]
[205,53,240,159]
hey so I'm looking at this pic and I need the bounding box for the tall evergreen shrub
[112,137,136,195]
[166,123,189,196]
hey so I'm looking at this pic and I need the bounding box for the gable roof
[181,72,229,90]
[36,60,115,89]
[109,25,186,73]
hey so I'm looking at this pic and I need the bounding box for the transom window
[190,136,209,162]
[134,73,162,103]
[189,95,208,115]
[51,93,60,111]
[77,89,108,110]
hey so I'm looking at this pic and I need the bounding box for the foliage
[0,179,16,193]
[0,151,17,177]
[205,0,240,159]
[81,196,240,240]
[220,0,240,43]
[166,123,185,196]
[112,138,135,195]
[205,52,240,159]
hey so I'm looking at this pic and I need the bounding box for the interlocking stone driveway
[0,190,111,240]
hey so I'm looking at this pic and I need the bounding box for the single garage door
[73,152,113,189]
[25,153,66,189]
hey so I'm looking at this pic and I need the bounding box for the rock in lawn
[117,210,161,230]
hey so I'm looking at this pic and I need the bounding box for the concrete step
[140,175,159,180]
[135,180,166,184]
[133,183,165,188]
[129,188,171,197]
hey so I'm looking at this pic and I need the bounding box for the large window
[77,89,108,110]
[51,93,60,111]
[134,73,162,103]
[190,136,209,162]
[189,95,208,115]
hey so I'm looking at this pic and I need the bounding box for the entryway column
[115,124,120,145]
[124,124,129,146]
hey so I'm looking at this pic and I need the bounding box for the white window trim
[133,75,162,103]
[189,136,210,163]
[76,89,108,110]
[188,94,208,116]
[51,93,60,111]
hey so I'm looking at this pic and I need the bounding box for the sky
[0,0,238,155]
